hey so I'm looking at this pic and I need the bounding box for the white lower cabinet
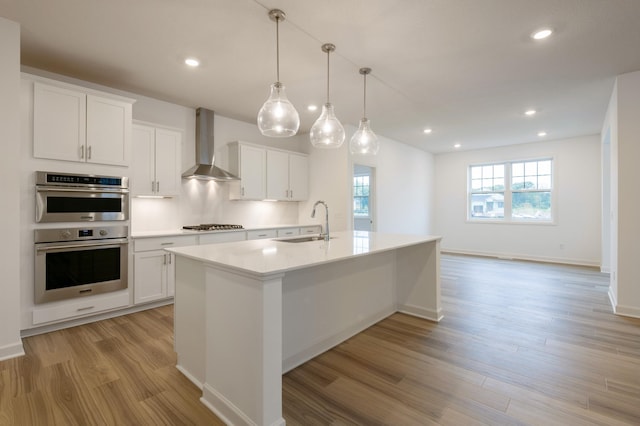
[247,229,277,240]
[277,228,300,238]
[133,235,197,304]
[300,225,322,235]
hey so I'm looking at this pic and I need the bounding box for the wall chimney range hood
[182,108,240,181]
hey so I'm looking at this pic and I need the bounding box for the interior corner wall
[612,71,640,318]
[0,17,25,360]
[434,135,601,266]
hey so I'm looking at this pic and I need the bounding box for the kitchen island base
[171,232,441,426]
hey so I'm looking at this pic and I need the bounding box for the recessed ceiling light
[423,128,432,134]
[454,143,461,149]
[185,58,200,67]
[538,131,547,137]
[531,28,553,40]
[525,109,536,116]
[307,104,318,112]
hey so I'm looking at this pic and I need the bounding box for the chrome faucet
[311,200,330,241]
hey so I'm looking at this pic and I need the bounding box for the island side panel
[282,250,397,373]
[201,266,285,426]
[395,239,442,321]
[174,256,207,388]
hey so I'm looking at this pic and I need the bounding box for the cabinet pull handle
[77,306,94,312]
[290,189,293,199]
[258,234,267,237]
[152,181,156,192]
[80,145,85,159]
[157,181,160,192]
[87,145,92,159]
[241,187,245,196]
[160,242,174,246]
[168,254,172,265]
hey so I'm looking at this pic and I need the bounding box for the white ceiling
[2,0,640,153]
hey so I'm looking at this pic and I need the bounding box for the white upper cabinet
[132,123,182,196]
[288,153,309,201]
[86,95,131,166]
[266,151,309,201]
[228,142,267,200]
[229,141,309,202]
[33,80,134,166]
[266,150,289,200]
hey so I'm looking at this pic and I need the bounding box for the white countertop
[166,231,442,276]
[131,224,315,238]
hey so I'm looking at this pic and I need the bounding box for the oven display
[78,229,93,237]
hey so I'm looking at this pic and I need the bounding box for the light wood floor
[2,254,639,425]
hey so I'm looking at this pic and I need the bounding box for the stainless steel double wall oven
[34,171,130,304]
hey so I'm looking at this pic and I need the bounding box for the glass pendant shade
[349,118,379,155]
[349,67,378,155]
[257,9,299,138]
[310,103,345,148]
[257,82,300,137]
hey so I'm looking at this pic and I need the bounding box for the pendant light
[349,67,379,155]
[310,43,345,148]
[257,9,299,137]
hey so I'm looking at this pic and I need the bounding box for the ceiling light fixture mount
[257,9,300,137]
[310,43,345,149]
[349,67,379,155]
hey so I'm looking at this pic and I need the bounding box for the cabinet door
[154,128,182,196]
[166,253,176,297]
[289,154,309,201]
[86,95,132,166]
[133,251,168,304]
[239,144,266,200]
[33,82,86,162]
[131,124,156,195]
[266,150,289,200]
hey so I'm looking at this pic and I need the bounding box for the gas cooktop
[182,224,244,231]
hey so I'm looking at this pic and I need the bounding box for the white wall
[434,135,601,266]
[300,126,435,235]
[605,70,640,318]
[0,17,25,360]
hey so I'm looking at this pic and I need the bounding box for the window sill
[466,219,556,226]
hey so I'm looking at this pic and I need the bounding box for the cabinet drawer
[199,231,246,245]
[134,235,198,252]
[33,291,130,325]
[277,228,300,237]
[300,226,322,235]
[247,229,277,240]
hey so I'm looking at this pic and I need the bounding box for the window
[468,159,553,222]
[353,175,370,217]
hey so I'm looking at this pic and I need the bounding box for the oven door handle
[36,239,129,252]
[36,186,129,194]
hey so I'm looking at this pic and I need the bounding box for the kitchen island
[167,231,442,426]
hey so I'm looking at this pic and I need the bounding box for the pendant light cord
[363,72,367,118]
[326,49,330,103]
[275,16,280,83]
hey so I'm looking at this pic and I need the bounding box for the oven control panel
[35,226,129,243]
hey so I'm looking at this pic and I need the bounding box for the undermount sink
[275,235,334,243]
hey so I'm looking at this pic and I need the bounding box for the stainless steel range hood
[182,108,239,181]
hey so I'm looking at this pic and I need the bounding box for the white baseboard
[201,383,285,426]
[614,304,640,319]
[175,364,203,390]
[398,303,443,322]
[442,248,601,268]
[0,340,25,361]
